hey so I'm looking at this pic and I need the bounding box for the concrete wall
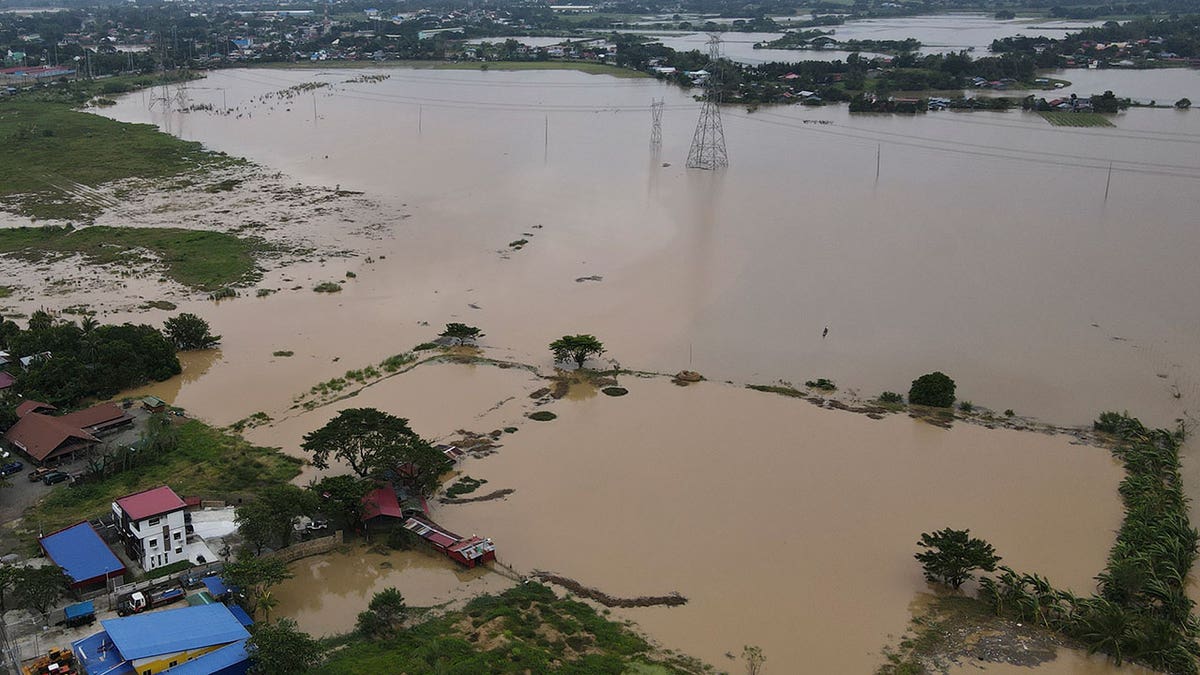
[265,531,343,564]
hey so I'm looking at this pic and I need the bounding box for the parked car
[27,467,54,482]
[42,471,71,485]
[0,461,23,477]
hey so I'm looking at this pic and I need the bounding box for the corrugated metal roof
[361,483,403,520]
[165,640,249,675]
[101,604,250,660]
[39,522,125,585]
[72,630,137,675]
[115,485,186,520]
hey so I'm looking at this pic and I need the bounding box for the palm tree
[1076,598,1135,664]
[258,591,278,623]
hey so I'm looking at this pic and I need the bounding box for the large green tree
[908,371,956,408]
[438,323,484,345]
[236,485,317,554]
[549,334,605,369]
[247,618,323,674]
[163,313,221,350]
[355,587,407,638]
[310,474,374,528]
[13,565,69,615]
[224,556,293,617]
[301,409,448,495]
[914,528,1000,590]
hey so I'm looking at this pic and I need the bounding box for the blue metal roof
[101,604,250,661]
[202,576,229,598]
[39,522,125,585]
[65,601,95,620]
[228,604,254,627]
[72,631,136,675]
[164,639,250,675]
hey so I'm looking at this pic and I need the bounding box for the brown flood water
[74,67,1200,671]
[261,364,1127,672]
[271,545,512,637]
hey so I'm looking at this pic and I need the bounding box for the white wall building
[112,485,188,572]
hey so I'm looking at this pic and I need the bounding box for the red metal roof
[361,484,403,520]
[0,372,15,390]
[115,486,186,520]
[15,400,55,417]
[4,413,97,462]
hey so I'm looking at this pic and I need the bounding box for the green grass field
[0,225,264,291]
[1039,111,1115,127]
[0,99,239,221]
[314,582,699,673]
[25,420,302,541]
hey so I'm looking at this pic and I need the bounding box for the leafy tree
[236,485,317,553]
[915,528,1000,589]
[908,372,956,408]
[13,565,69,616]
[163,313,221,350]
[224,557,293,616]
[247,618,323,675]
[549,334,605,369]
[301,409,448,495]
[438,323,484,345]
[743,645,766,675]
[1176,98,1192,109]
[356,587,407,638]
[310,474,374,528]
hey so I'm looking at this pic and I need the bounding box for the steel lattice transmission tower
[650,98,664,152]
[686,35,728,170]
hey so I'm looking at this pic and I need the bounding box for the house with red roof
[112,486,188,572]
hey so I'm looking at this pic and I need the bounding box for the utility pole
[544,114,549,164]
[875,144,881,183]
[650,98,664,152]
[1104,161,1113,202]
[686,35,728,170]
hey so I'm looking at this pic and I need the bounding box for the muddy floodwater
[96,67,1200,432]
[77,65,1200,671]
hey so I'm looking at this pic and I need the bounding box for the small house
[39,522,126,591]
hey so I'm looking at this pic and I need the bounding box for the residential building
[113,486,188,572]
[39,521,126,590]
[4,401,132,464]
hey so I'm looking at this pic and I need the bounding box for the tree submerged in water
[914,528,1000,590]
[549,334,605,369]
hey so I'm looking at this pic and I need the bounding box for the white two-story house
[112,485,188,572]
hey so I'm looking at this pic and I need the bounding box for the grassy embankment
[0,225,265,292]
[314,582,702,674]
[0,73,240,221]
[21,420,302,543]
[1040,111,1116,127]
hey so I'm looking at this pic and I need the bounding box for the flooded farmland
[75,63,1200,671]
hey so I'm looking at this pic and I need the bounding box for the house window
[169,661,178,667]
[173,532,182,540]
[175,548,182,554]
[148,517,160,526]
[149,539,158,548]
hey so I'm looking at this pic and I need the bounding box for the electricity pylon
[650,98,664,152]
[686,35,728,170]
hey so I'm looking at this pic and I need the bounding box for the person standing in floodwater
[823,326,829,339]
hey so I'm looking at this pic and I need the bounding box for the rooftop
[362,483,403,520]
[39,522,125,586]
[101,603,250,661]
[115,485,186,521]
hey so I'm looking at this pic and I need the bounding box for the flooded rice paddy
[82,63,1200,671]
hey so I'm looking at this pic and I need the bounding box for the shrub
[1094,411,1147,438]
[879,391,903,404]
[1004,409,1015,417]
[908,372,956,408]
[313,282,342,293]
[805,378,836,391]
[528,411,557,422]
[412,342,439,351]
[959,401,974,413]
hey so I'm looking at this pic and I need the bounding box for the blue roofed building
[73,603,251,675]
[39,521,126,590]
